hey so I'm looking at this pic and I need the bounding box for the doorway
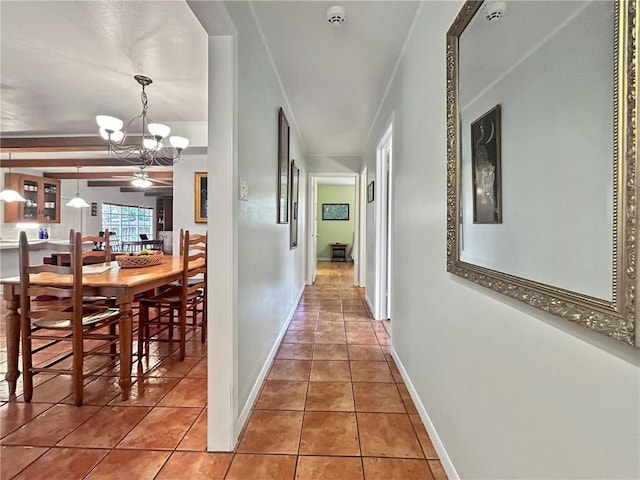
[307,172,361,286]
[374,120,393,321]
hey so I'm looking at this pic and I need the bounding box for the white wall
[363,2,640,479]
[224,0,307,420]
[306,154,361,173]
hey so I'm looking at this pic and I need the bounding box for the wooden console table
[330,243,348,262]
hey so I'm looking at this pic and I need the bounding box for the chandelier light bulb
[131,177,152,188]
[96,115,123,132]
[148,123,171,139]
[143,138,161,150]
[169,136,189,150]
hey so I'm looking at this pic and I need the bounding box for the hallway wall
[363,2,640,479]
[224,1,308,419]
[316,184,355,260]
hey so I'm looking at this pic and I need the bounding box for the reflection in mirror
[446,1,639,346]
[459,1,614,300]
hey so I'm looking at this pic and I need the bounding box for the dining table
[1,254,192,401]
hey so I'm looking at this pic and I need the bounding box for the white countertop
[0,239,68,250]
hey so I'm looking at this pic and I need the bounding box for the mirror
[446,0,639,347]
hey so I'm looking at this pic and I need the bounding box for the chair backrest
[68,229,112,264]
[181,230,207,299]
[19,231,83,331]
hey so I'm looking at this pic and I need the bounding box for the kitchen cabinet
[3,173,61,223]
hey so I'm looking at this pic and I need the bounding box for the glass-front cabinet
[3,173,61,223]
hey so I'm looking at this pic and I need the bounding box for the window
[102,203,153,243]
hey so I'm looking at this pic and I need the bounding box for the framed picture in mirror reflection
[471,104,502,223]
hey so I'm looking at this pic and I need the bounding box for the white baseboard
[236,283,306,433]
[317,256,331,262]
[391,346,460,480]
[365,295,375,318]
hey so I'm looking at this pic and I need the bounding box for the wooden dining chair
[138,230,207,361]
[19,230,121,406]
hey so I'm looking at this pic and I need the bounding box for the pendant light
[66,167,90,208]
[0,154,27,202]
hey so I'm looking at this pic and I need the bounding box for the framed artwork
[367,181,375,203]
[277,107,290,224]
[194,172,208,223]
[471,104,502,223]
[322,203,349,221]
[289,160,300,249]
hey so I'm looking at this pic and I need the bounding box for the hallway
[1,262,446,479]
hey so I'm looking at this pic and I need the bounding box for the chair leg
[20,324,33,403]
[179,305,186,361]
[138,303,148,362]
[169,307,174,340]
[72,330,83,406]
[109,323,117,360]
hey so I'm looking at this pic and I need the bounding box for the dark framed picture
[322,203,349,221]
[277,107,290,224]
[194,172,208,223]
[289,160,300,249]
[471,104,502,224]
[367,181,375,203]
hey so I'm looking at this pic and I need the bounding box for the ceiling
[0,0,420,187]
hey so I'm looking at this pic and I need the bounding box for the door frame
[307,172,361,285]
[374,118,393,320]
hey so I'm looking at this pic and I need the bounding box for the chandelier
[96,75,189,166]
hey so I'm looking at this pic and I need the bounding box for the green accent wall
[317,185,355,260]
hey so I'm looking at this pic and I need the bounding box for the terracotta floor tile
[0,445,48,479]
[158,377,208,407]
[117,406,200,450]
[267,359,311,381]
[156,451,232,479]
[255,381,308,410]
[0,402,53,439]
[288,320,317,331]
[310,360,351,382]
[1,404,100,447]
[315,321,345,333]
[319,305,343,313]
[12,447,108,480]
[353,383,405,413]
[177,408,207,451]
[376,332,391,345]
[305,382,354,411]
[350,361,394,383]
[348,345,385,361]
[346,331,380,345]
[187,358,208,378]
[145,356,200,378]
[277,344,314,360]
[344,322,375,334]
[343,313,370,322]
[26,375,75,404]
[295,456,363,480]
[362,457,435,480]
[225,454,296,480]
[428,460,448,480]
[312,344,348,360]
[57,406,150,448]
[282,330,316,344]
[317,312,343,322]
[357,413,423,458]
[237,411,303,454]
[389,361,404,383]
[409,414,438,459]
[85,449,170,480]
[108,376,179,407]
[397,383,418,414]
[314,330,347,344]
[296,305,319,313]
[60,376,122,406]
[299,412,359,456]
[292,312,319,322]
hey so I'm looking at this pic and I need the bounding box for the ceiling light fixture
[0,154,27,203]
[131,168,152,189]
[96,75,189,166]
[66,167,90,208]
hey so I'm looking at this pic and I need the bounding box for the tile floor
[1,262,447,479]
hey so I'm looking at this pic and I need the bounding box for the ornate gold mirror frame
[446,1,639,347]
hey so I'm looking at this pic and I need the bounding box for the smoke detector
[326,5,346,26]
[482,1,506,22]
